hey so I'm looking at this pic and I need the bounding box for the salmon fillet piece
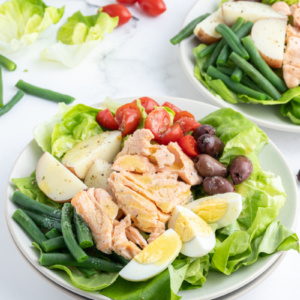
[109,172,167,232]
[112,155,156,173]
[71,189,115,254]
[119,170,191,213]
[126,226,148,249]
[160,142,202,185]
[286,25,300,42]
[292,4,300,27]
[272,2,291,16]
[113,215,142,260]
[116,129,175,168]
[147,222,165,244]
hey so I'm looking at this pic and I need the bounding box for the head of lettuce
[41,11,118,68]
[0,0,64,53]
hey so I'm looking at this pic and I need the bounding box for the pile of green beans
[12,191,124,275]
[197,18,285,101]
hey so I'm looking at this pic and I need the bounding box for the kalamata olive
[197,134,225,158]
[229,155,253,185]
[194,124,216,141]
[203,176,235,195]
[195,154,228,177]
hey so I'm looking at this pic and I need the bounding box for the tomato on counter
[117,0,137,4]
[101,4,132,26]
[137,0,166,16]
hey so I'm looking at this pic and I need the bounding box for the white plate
[179,0,300,133]
[5,96,298,300]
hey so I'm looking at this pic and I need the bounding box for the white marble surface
[0,0,299,299]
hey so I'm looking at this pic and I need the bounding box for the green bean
[13,209,47,248]
[241,77,272,100]
[40,253,123,272]
[203,17,244,71]
[242,36,287,93]
[62,203,87,263]
[23,209,62,232]
[45,228,61,239]
[215,24,249,60]
[0,67,2,107]
[12,191,61,219]
[229,52,281,100]
[198,43,218,58]
[217,21,253,66]
[0,90,24,117]
[16,80,75,104]
[231,67,243,82]
[0,54,17,71]
[73,212,94,249]
[78,267,97,278]
[111,252,130,266]
[207,66,267,100]
[216,66,234,76]
[42,236,66,252]
[170,13,210,45]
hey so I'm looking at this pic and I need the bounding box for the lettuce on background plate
[41,11,118,67]
[0,0,64,53]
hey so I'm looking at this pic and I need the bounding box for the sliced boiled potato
[251,18,287,68]
[62,131,122,179]
[84,158,113,190]
[193,8,224,44]
[36,152,87,202]
[222,2,287,26]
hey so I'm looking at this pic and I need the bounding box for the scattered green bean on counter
[16,80,75,104]
[0,90,24,117]
[0,54,17,71]
[0,66,3,107]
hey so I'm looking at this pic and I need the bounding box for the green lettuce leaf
[101,269,180,300]
[281,99,300,125]
[51,104,102,158]
[12,172,62,209]
[136,99,148,129]
[42,11,118,67]
[262,0,298,5]
[0,0,64,52]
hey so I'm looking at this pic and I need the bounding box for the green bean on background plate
[170,13,210,45]
[207,66,267,100]
[242,35,287,93]
[229,52,281,100]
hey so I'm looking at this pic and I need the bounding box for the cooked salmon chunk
[126,226,148,249]
[118,171,191,213]
[286,25,300,42]
[292,4,300,27]
[272,2,291,16]
[112,155,156,173]
[109,172,167,232]
[147,222,165,244]
[159,142,202,185]
[113,215,142,260]
[71,189,115,254]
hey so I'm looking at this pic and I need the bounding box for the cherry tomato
[118,109,141,136]
[133,97,159,114]
[137,0,166,16]
[178,135,199,157]
[101,4,132,26]
[145,108,170,141]
[176,117,200,134]
[174,111,195,123]
[115,103,141,124]
[96,109,119,130]
[117,0,137,4]
[162,101,182,114]
[160,123,184,145]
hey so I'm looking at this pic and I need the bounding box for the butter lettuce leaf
[0,0,64,52]
[42,11,118,67]
[262,0,298,5]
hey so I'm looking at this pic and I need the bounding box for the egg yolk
[134,230,181,266]
[174,212,212,242]
[191,198,228,223]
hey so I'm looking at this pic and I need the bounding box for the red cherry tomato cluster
[144,101,201,156]
[97,99,201,158]
[101,0,166,27]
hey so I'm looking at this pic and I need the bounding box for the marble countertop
[0,0,299,299]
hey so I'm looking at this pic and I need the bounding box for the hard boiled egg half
[168,206,216,258]
[119,229,181,281]
[185,192,242,229]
